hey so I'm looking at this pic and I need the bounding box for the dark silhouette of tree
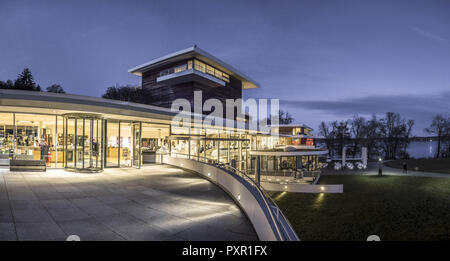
[14,68,40,91]
[279,110,294,124]
[46,84,66,93]
[102,85,155,105]
[320,112,414,160]
[377,112,414,160]
[259,110,295,127]
[331,120,351,157]
[363,115,381,159]
[425,115,449,158]
[0,80,14,89]
[319,121,333,157]
[350,115,366,157]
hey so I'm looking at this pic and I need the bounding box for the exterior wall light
[320,186,325,191]
[284,185,288,190]
[207,172,211,177]
[237,194,241,201]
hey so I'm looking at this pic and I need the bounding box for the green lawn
[273,175,450,241]
[385,158,450,174]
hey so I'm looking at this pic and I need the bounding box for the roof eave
[128,46,259,89]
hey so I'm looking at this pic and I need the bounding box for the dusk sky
[1,0,449,135]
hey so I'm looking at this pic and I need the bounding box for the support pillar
[342,146,346,168]
[256,156,261,186]
[361,147,368,168]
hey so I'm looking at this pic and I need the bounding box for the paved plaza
[0,165,257,241]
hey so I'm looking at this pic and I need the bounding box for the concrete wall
[162,156,280,241]
[261,182,343,193]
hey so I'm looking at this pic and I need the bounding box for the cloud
[280,91,450,135]
[410,26,450,44]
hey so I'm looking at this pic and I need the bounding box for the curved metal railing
[166,152,299,241]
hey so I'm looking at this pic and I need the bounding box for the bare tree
[46,84,66,93]
[319,121,333,157]
[331,120,351,158]
[362,114,381,159]
[378,112,414,160]
[350,115,366,157]
[278,110,294,125]
[425,115,449,158]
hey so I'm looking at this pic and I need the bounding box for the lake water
[317,140,439,159]
[407,141,437,158]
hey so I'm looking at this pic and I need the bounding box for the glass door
[92,119,102,170]
[64,116,103,172]
[132,122,141,168]
[76,119,84,169]
[106,121,119,167]
[120,122,132,167]
[66,118,75,168]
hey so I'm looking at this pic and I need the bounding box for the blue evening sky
[1,0,449,134]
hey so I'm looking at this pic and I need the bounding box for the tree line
[0,68,65,93]
[102,85,154,105]
[319,113,450,160]
[102,85,296,124]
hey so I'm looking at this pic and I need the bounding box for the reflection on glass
[133,122,141,168]
[0,113,14,157]
[76,119,84,168]
[64,117,103,171]
[55,116,64,167]
[205,140,217,162]
[15,114,56,167]
[106,121,119,167]
[171,139,189,158]
[219,140,228,163]
[66,118,75,168]
[120,122,132,167]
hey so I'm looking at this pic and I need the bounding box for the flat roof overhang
[157,69,225,87]
[128,46,259,90]
[0,89,175,124]
[0,89,256,132]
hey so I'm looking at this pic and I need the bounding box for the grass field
[273,175,450,241]
[384,158,450,174]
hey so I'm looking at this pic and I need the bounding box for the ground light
[273,191,287,201]
[378,158,383,176]
[314,193,325,207]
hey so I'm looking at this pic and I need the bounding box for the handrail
[166,152,299,241]
[220,162,299,241]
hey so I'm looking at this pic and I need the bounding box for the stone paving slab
[0,222,17,240]
[0,165,258,241]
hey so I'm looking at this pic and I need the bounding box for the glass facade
[0,112,170,172]
[158,59,230,83]
[169,127,249,172]
[0,113,14,158]
[0,111,321,176]
[14,114,56,166]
